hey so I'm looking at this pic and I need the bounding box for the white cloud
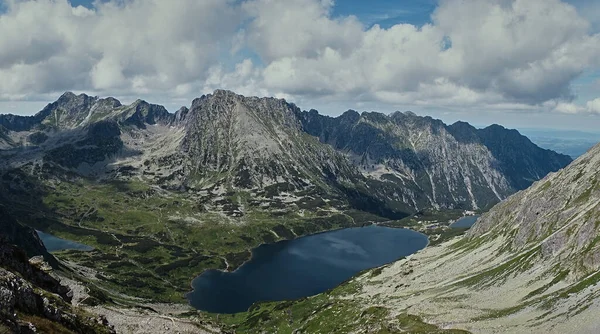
[235,0,600,111]
[586,98,600,114]
[549,98,600,114]
[553,102,585,114]
[0,0,239,99]
[0,0,598,117]
[242,0,363,62]
[203,59,272,98]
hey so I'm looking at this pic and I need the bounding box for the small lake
[37,231,94,252]
[187,225,428,314]
[450,215,481,229]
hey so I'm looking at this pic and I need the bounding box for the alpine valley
[2,90,591,333]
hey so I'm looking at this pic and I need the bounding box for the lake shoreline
[187,221,424,287]
[186,224,429,314]
[36,230,95,252]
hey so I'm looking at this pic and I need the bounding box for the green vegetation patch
[214,278,469,334]
[523,270,570,300]
[14,177,373,303]
[396,314,471,333]
[456,246,540,289]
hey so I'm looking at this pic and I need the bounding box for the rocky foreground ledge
[0,237,115,333]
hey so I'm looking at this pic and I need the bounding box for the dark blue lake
[37,231,94,252]
[187,225,428,314]
[450,215,481,228]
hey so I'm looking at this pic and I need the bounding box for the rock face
[0,125,14,149]
[297,109,571,210]
[469,142,600,272]
[0,90,570,215]
[0,222,114,333]
[0,192,114,333]
[45,120,124,168]
[180,90,361,190]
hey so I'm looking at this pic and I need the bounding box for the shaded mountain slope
[474,124,572,189]
[297,109,571,210]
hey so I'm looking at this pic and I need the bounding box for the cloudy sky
[1,0,599,131]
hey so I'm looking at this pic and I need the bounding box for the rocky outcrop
[180,90,361,190]
[0,236,70,302]
[469,142,600,272]
[0,201,111,333]
[0,125,15,149]
[0,237,114,333]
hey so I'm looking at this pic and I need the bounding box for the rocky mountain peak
[187,89,298,128]
[341,109,360,118]
[447,121,480,143]
[359,111,389,124]
[212,88,238,97]
[29,92,99,130]
[57,91,76,99]
[54,91,97,112]
[57,91,92,102]
[94,96,122,109]
[180,89,325,190]
[449,120,474,128]
[389,110,417,119]
[174,106,190,124]
[130,99,152,108]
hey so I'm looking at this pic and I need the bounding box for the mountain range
[0,90,581,333]
[0,90,570,216]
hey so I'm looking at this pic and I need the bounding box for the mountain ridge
[0,90,571,214]
[297,106,571,210]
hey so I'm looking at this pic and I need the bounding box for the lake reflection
[187,225,428,314]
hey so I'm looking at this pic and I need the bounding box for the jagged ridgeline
[0,90,570,216]
[297,108,571,209]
